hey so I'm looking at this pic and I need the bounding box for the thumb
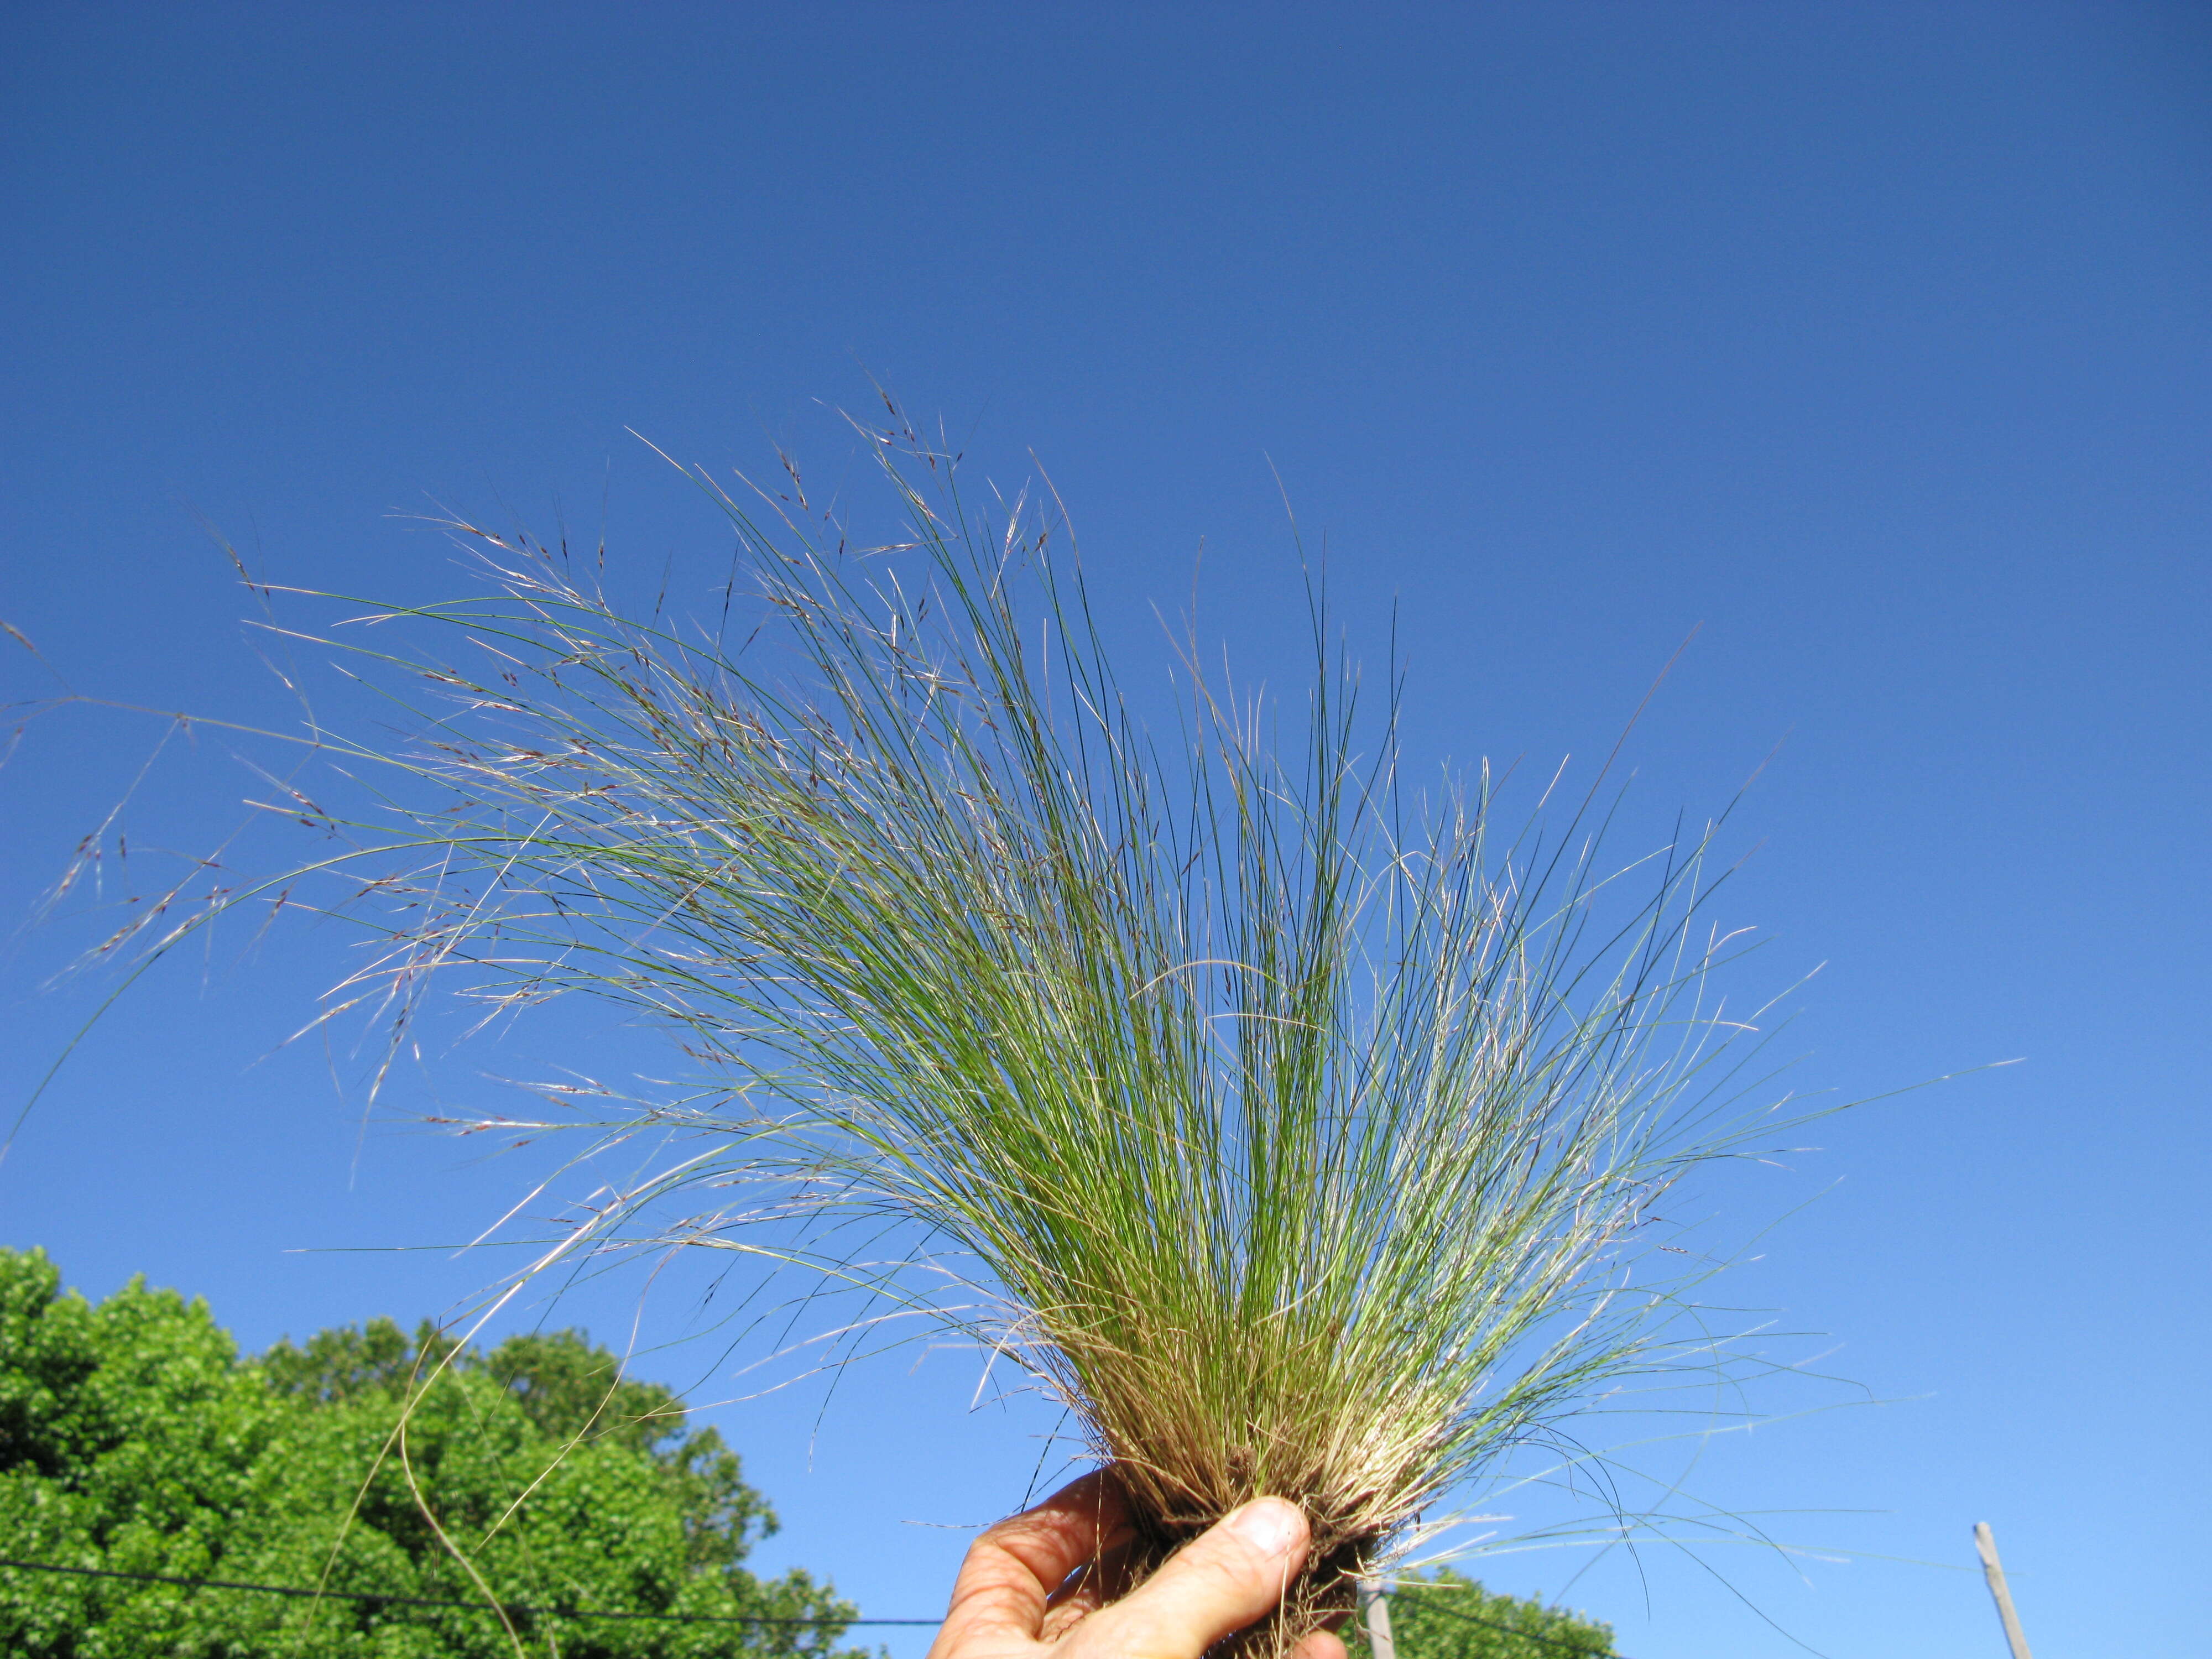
[1068,1498,1310,1659]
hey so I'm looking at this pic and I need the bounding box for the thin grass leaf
[73,421,1819,1651]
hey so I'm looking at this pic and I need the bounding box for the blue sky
[3,5,2206,1657]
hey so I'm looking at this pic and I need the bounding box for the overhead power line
[2,1557,1648,1657]
[1399,1593,1630,1659]
[0,1558,943,1629]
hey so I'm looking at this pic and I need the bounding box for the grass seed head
[123,427,1794,1651]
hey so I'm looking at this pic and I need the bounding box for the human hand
[926,1469,1348,1659]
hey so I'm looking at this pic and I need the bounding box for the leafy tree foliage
[1344,1569,1615,1659]
[0,1248,864,1658]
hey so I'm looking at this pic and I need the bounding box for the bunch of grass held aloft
[144,426,1797,1652]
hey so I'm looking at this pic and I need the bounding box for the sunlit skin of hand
[927,1470,1350,1659]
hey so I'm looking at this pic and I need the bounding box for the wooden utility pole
[1356,1581,1397,1659]
[1973,1522,2033,1659]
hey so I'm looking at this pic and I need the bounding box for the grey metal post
[1973,1522,2033,1659]
[1357,1581,1397,1659]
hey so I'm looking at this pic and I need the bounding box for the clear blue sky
[3,6,2206,1657]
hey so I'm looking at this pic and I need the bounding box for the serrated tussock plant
[84,421,1799,1650]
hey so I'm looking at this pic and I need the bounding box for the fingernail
[1226,1498,1304,1559]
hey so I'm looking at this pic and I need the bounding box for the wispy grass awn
[64,411,1809,1651]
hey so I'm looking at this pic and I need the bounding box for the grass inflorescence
[66,414,1810,1650]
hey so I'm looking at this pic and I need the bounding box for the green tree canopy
[0,1246,863,1658]
[1345,1569,1615,1659]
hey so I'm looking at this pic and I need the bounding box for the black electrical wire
[2,1556,1651,1656]
[0,1558,942,1629]
[1406,1593,1627,1658]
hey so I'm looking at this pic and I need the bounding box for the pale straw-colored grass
[68,418,1803,1649]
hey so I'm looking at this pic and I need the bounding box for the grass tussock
[84,414,1804,1649]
